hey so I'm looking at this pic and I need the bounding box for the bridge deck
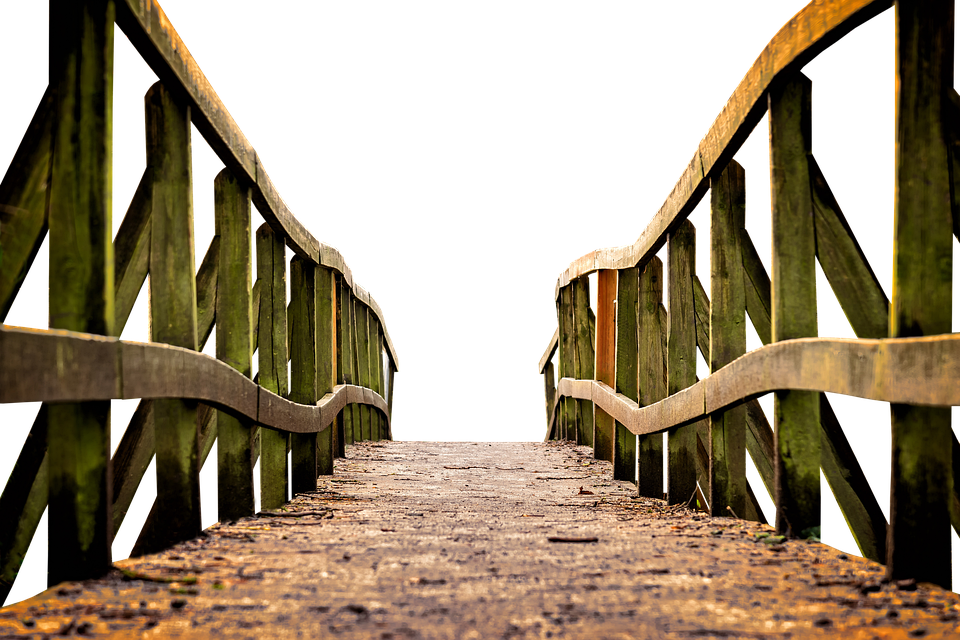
[2,441,959,638]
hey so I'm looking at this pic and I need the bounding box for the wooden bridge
[2,0,960,637]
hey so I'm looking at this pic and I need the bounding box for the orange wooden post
[594,270,617,461]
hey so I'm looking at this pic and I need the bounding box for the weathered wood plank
[770,72,819,538]
[667,221,698,505]
[256,223,289,509]
[0,408,47,603]
[338,278,356,446]
[386,359,396,440]
[614,267,639,482]
[539,328,560,375]
[888,0,954,588]
[709,161,747,519]
[557,285,577,442]
[0,88,53,322]
[375,322,386,442]
[334,274,346,456]
[356,301,372,441]
[289,257,318,494]
[316,266,336,475]
[349,292,362,443]
[46,0,115,586]
[594,270,617,459]
[573,277,595,447]
[113,169,151,335]
[637,259,665,498]
[810,156,889,339]
[740,230,772,345]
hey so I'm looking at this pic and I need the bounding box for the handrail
[0,325,389,434]
[556,334,960,437]
[552,0,891,298]
[113,0,399,369]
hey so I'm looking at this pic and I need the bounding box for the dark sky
[0,0,890,438]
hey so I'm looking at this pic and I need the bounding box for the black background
[0,0,891,439]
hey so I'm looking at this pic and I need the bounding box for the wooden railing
[540,0,959,589]
[0,0,398,600]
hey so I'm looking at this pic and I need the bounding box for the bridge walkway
[2,441,959,639]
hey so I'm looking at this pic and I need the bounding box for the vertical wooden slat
[637,258,665,497]
[256,223,289,509]
[709,160,747,518]
[769,72,819,537]
[573,277,595,447]
[46,0,115,585]
[350,293,362,443]
[356,301,372,441]
[614,267,639,483]
[214,168,254,521]
[387,359,396,439]
[316,267,336,475]
[375,322,385,441]
[557,285,577,442]
[334,275,346,456]
[289,257,318,494]
[595,270,617,460]
[340,280,356,444]
[543,361,558,435]
[667,221,698,505]
[889,0,954,588]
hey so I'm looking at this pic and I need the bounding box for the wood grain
[614,267,639,483]
[637,259,665,498]
[594,270,617,460]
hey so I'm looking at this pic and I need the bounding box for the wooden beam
[46,0,115,586]
[113,169,152,336]
[289,257,318,494]
[709,161,747,519]
[594,270,617,459]
[316,267,336,475]
[614,267,639,482]
[769,72,819,538]
[888,0,954,589]
[334,274,347,455]
[668,221,698,505]
[573,277,595,447]
[637,258,665,498]
[356,301,372,441]
[557,285,577,442]
[338,278,356,446]
[256,223,289,509]
[0,88,53,322]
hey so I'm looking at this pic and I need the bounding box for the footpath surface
[2,441,960,639]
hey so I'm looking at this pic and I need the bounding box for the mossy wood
[289,257,318,495]
[709,161,747,519]
[769,73,819,537]
[614,267,639,483]
[356,301,372,441]
[637,259,665,498]
[888,0,954,589]
[557,285,576,442]
[573,277,595,447]
[316,266,336,474]
[338,278,356,446]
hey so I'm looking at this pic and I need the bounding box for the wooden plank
[637,258,665,498]
[770,72,819,538]
[349,292,362,443]
[316,266,336,475]
[709,160,747,519]
[256,223,289,509]
[46,0,115,586]
[614,267,639,482]
[888,0,953,588]
[543,361,558,437]
[334,274,346,456]
[596,269,618,462]
[740,230,772,345]
[113,169,152,335]
[214,168,254,521]
[356,301,372,441]
[539,328,560,374]
[289,257,318,494]
[819,395,885,562]
[375,322,385,442]
[667,220,698,505]
[110,400,155,534]
[0,88,52,322]
[0,408,47,603]
[338,278,356,446]
[810,156,889,339]
[573,277,595,447]
[558,285,577,442]
[386,360,396,440]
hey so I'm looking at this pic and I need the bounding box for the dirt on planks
[2,441,959,638]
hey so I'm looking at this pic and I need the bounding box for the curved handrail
[556,334,960,437]
[553,0,891,298]
[113,0,399,369]
[0,325,389,435]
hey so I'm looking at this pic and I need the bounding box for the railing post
[888,0,954,588]
[338,277,356,447]
[289,257,318,494]
[709,160,747,518]
[614,267,639,482]
[573,277,595,446]
[594,270,617,460]
[637,259,665,497]
[557,284,577,441]
[214,168,254,521]
[374,320,385,441]
[350,292,363,443]
[316,266,336,475]
[145,81,201,548]
[667,221,698,505]
[334,274,347,456]
[770,72,819,537]
[543,361,558,440]
[356,300,372,440]
[46,0,115,585]
[387,358,396,437]
[256,224,289,507]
